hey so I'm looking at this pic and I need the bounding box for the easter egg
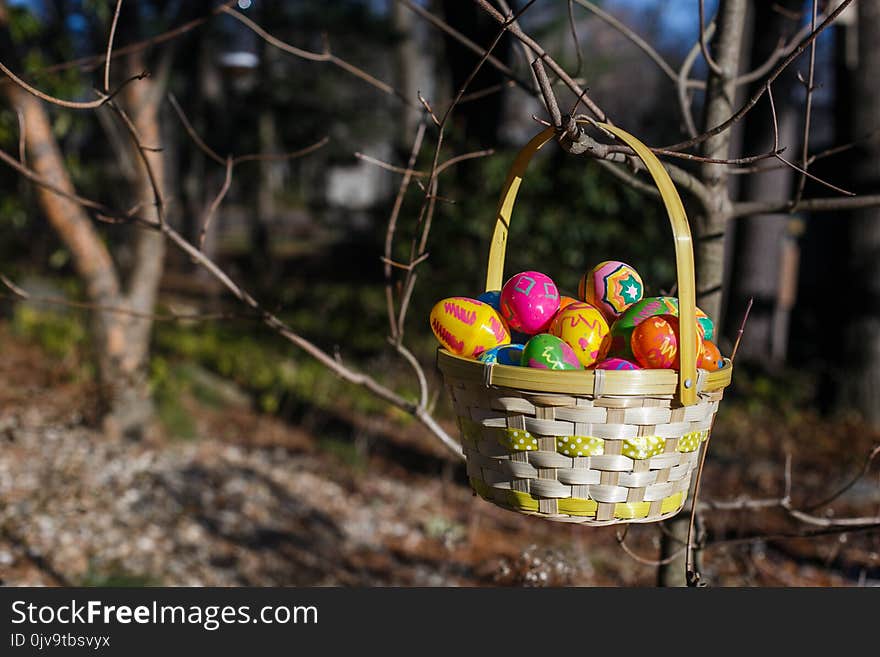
[479,343,525,366]
[430,297,510,359]
[695,306,715,341]
[630,316,679,369]
[595,357,641,370]
[579,260,644,321]
[500,271,560,334]
[549,301,610,368]
[521,334,581,370]
[477,290,502,312]
[608,296,679,360]
[698,340,724,372]
[631,315,702,369]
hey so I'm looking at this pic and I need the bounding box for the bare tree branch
[662,0,854,153]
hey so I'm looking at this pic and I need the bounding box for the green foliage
[11,304,87,360]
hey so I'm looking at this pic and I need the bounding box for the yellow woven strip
[500,428,539,452]
[613,491,686,519]
[494,488,540,512]
[621,436,666,459]
[557,497,599,516]
[556,435,604,457]
[613,501,651,519]
[660,491,686,514]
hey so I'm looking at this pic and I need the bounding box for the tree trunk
[842,2,880,426]
[659,0,749,587]
[1,4,168,438]
[99,49,169,439]
[694,0,748,324]
[724,0,803,363]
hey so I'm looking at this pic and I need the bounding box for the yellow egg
[549,301,610,368]
[430,297,510,358]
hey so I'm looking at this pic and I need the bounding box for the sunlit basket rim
[438,349,732,397]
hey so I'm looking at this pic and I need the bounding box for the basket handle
[484,122,699,406]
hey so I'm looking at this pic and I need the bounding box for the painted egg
[479,343,525,366]
[608,296,679,360]
[521,334,582,370]
[695,306,715,341]
[500,271,560,334]
[549,301,610,368]
[595,357,641,371]
[430,297,510,359]
[631,315,702,369]
[477,290,502,312]
[697,340,724,372]
[578,260,644,321]
[631,316,678,369]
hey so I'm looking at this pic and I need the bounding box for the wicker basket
[437,123,734,526]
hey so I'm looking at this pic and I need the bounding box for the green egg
[521,334,582,370]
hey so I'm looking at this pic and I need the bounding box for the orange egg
[631,316,678,369]
[558,295,579,312]
[697,340,725,372]
[631,315,702,369]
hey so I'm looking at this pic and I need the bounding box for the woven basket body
[437,123,733,526]
[440,351,728,524]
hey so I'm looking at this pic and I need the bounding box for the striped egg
[430,297,510,359]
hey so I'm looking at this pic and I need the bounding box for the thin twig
[199,156,233,249]
[396,0,533,93]
[473,0,606,121]
[730,296,753,361]
[0,64,147,110]
[384,121,426,339]
[615,528,687,567]
[699,0,724,75]
[792,0,818,207]
[573,0,682,86]
[167,92,225,165]
[662,0,854,153]
[566,0,583,78]
[804,445,880,512]
[103,0,124,93]
[677,23,714,139]
[355,148,494,178]
[219,4,415,107]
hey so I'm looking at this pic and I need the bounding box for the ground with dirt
[0,325,877,587]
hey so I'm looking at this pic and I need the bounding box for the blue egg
[477,290,502,312]
[479,343,525,366]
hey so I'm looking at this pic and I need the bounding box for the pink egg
[595,357,641,371]
[500,271,560,334]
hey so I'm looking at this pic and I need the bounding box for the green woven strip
[621,436,665,459]
[555,435,604,457]
[500,428,538,452]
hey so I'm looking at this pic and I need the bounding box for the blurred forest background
[0,0,877,587]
